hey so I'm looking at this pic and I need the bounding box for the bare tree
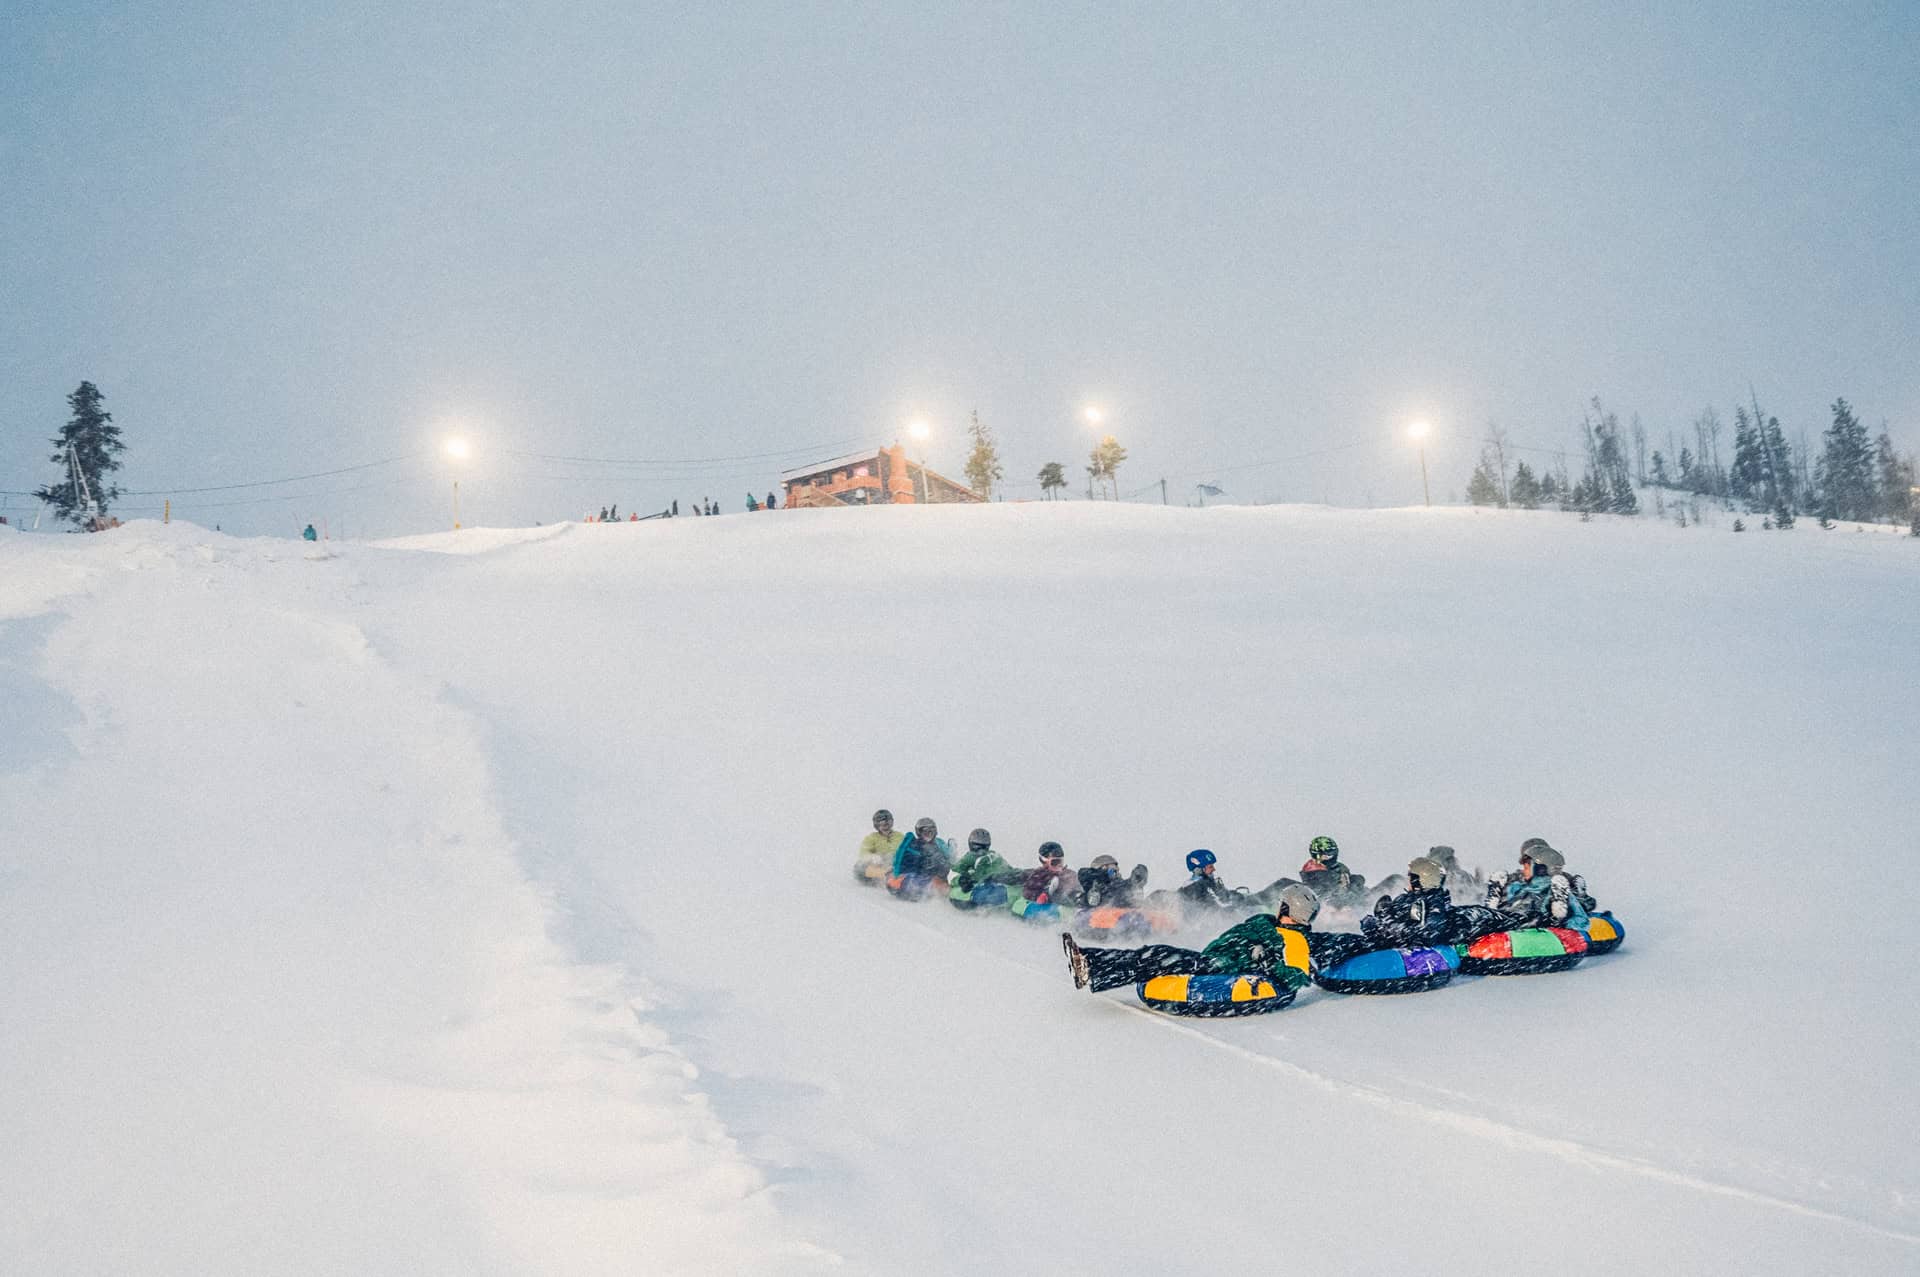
[1484,423,1511,506]
[1630,414,1648,486]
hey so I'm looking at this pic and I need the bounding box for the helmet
[1275,884,1321,924]
[1407,856,1445,890]
[914,817,937,837]
[1308,835,1340,862]
[1090,854,1119,873]
[1185,848,1217,873]
[873,809,893,825]
[968,828,992,850]
[1038,840,1065,863]
[1524,844,1565,873]
[1428,845,1458,863]
[1520,837,1552,855]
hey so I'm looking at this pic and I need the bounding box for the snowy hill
[3,506,1917,1275]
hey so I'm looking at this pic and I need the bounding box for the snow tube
[1008,896,1060,923]
[1313,945,1460,995]
[1582,911,1625,955]
[1136,973,1296,1017]
[1459,927,1588,975]
[948,881,1011,910]
[1071,904,1180,940]
[886,872,938,902]
[853,855,890,887]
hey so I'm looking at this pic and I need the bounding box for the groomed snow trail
[4,506,1917,1275]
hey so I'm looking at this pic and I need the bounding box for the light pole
[443,436,471,528]
[908,419,931,503]
[1408,420,1432,507]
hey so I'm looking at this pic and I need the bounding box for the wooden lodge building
[780,445,984,509]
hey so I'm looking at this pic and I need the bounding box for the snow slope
[3,506,1917,1275]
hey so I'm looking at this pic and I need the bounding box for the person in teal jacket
[892,817,954,881]
[302,524,318,541]
[1488,839,1589,927]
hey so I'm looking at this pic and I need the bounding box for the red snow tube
[1459,926,1588,975]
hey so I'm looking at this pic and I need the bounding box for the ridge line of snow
[1105,999,1920,1247]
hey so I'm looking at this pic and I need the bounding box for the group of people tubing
[854,809,1607,996]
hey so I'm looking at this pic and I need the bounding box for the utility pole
[1160,477,1168,505]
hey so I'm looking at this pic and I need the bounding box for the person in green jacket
[1064,885,1338,993]
[852,809,906,885]
[950,829,1021,891]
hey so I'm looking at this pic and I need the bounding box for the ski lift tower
[67,443,102,530]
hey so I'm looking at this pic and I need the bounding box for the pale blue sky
[4,2,1916,532]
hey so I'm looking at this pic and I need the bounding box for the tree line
[1466,394,1917,533]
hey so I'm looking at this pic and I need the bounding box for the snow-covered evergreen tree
[1814,398,1876,521]
[963,409,1004,499]
[34,381,125,530]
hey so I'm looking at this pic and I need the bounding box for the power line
[119,453,428,495]
[503,435,867,468]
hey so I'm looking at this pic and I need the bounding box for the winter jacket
[1361,886,1453,948]
[950,846,1021,892]
[1300,859,1364,899]
[1494,872,1589,928]
[1198,915,1312,989]
[858,830,906,863]
[1178,874,1240,910]
[892,835,953,879]
[1023,862,1076,905]
[301,525,318,542]
[1078,867,1141,909]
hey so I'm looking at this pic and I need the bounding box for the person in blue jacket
[1487,840,1589,928]
[302,524,318,541]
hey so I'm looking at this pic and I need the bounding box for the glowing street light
[1084,405,1104,427]
[907,419,932,503]
[442,436,471,528]
[1407,420,1432,507]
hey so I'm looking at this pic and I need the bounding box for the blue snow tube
[1009,896,1060,923]
[949,881,1011,910]
[1312,945,1460,995]
[1136,973,1297,1017]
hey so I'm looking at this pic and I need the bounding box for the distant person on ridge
[302,524,317,542]
[746,493,760,511]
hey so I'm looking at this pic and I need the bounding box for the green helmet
[1308,835,1340,862]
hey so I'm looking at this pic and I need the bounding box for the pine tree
[1466,455,1502,506]
[1649,451,1669,488]
[34,381,125,530]
[1729,408,1762,502]
[1875,430,1913,523]
[1813,399,1876,522]
[1510,461,1542,509]
[1037,461,1067,500]
[1757,397,1796,513]
[962,409,1004,499]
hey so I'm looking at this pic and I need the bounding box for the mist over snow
[3,504,1917,1275]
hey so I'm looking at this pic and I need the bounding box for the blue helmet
[1185,848,1217,874]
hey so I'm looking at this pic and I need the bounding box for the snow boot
[1062,931,1090,990]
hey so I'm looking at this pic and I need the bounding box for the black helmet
[914,817,937,837]
[967,827,992,850]
[1090,854,1119,875]
[1039,841,1065,863]
[873,809,893,826]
